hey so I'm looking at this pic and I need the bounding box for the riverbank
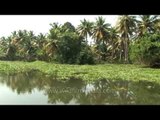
[0,60,160,83]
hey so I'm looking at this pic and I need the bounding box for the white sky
[0,15,119,38]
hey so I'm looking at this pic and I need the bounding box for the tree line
[0,15,160,66]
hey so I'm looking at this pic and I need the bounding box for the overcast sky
[0,15,119,38]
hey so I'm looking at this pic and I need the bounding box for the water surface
[0,71,160,105]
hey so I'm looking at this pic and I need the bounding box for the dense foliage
[0,15,160,66]
[130,33,160,67]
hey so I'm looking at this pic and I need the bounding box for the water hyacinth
[0,61,160,83]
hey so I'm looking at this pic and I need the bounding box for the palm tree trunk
[102,40,105,61]
[124,34,129,63]
[119,41,124,62]
[111,50,114,60]
[86,34,88,44]
[119,51,122,62]
[111,40,114,60]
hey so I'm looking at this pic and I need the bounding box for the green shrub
[55,32,82,64]
[130,33,160,67]
[77,44,95,65]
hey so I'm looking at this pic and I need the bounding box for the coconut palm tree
[137,15,160,36]
[36,33,46,47]
[91,16,111,61]
[108,27,119,60]
[6,37,21,60]
[45,23,63,61]
[49,22,62,40]
[92,16,111,44]
[77,19,93,43]
[116,15,136,63]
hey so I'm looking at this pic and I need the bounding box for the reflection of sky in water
[82,84,95,95]
[55,98,80,105]
[0,83,48,105]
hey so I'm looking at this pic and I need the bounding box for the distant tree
[77,19,93,43]
[137,15,160,37]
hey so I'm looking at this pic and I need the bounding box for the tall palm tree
[36,33,46,48]
[137,15,160,36]
[92,16,111,44]
[49,22,62,40]
[109,27,119,60]
[116,15,136,63]
[43,39,57,61]
[77,19,93,43]
[10,30,37,61]
[46,23,63,61]
[92,16,111,61]
[6,37,21,60]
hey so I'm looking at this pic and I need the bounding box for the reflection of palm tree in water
[0,73,134,104]
[76,80,134,105]
[46,78,85,104]
[0,71,46,94]
[0,72,160,104]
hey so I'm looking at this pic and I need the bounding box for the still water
[0,71,160,105]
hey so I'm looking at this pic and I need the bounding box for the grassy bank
[0,60,160,83]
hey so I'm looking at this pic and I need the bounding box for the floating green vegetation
[0,61,160,84]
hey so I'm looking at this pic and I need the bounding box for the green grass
[0,60,160,83]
